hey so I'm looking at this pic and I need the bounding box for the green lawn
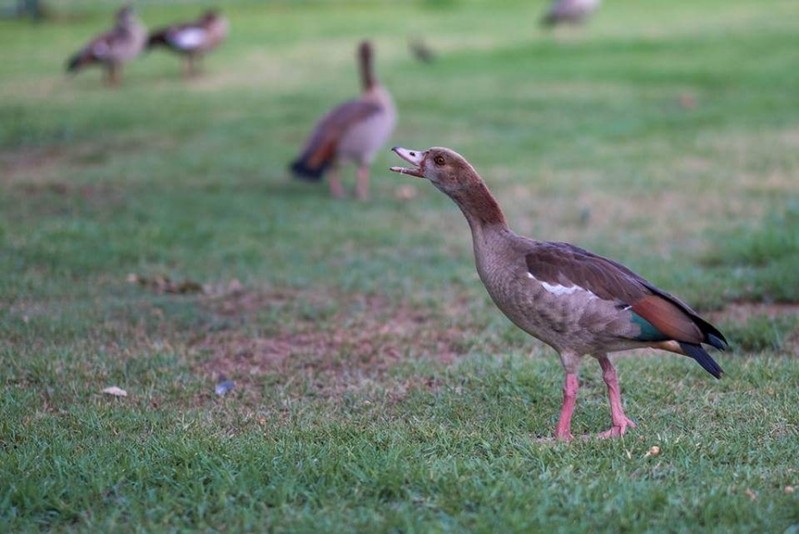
[2,0,798,531]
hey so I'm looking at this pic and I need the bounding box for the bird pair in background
[66,6,228,86]
[67,7,390,201]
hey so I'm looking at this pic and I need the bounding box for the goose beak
[390,147,425,178]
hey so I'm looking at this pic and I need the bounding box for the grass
[2,0,799,531]
[703,205,799,304]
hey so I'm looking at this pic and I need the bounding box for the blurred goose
[290,41,397,201]
[147,9,229,77]
[409,36,436,64]
[541,0,601,27]
[390,146,727,441]
[66,6,147,87]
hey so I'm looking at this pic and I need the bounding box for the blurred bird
[290,41,397,201]
[66,5,147,87]
[147,9,229,77]
[541,0,601,27]
[408,36,436,63]
[390,146,727,441]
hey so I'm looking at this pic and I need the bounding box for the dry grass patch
[193,287,483,401]
[709,301,799,356]
[1,136,173,185]
[711,301,799,323]
[191,287,799,406]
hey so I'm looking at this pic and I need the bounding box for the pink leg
[328,167,344,199]
[355,165,370,201]
[109,63,121,87]
[186,55,201,77]
[555,373,579,441]
[597,355,636,438]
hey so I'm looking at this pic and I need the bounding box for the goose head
[390,146,482,195]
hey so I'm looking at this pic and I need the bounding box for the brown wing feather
[68,31,117,70]
[86,27,131,60]
[306,138,337,169]
[296,99,381,167]
[525,242,650,303]
[525,241,714,344]
[631,295,703,343]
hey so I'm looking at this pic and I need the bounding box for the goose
[290,41,397,201]
[541,0,601,27]
[408,36,435,64]
[390,146,727,441]
[66,6,147,87]
[147,9,229,77]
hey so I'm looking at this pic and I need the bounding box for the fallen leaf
[394,185,418,201]
[172,280,204,294]
[128,273,205,295]
[744,488,757,501]
[678,93,698,110]
[645,445,661,458]
[227,278,244,294]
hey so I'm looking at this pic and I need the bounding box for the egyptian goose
[147,10,229,77]
[290,41,397,201]
[66,6,147,87]
[408,36,435,64]
[390,147,727,441]
[541,0,601,27]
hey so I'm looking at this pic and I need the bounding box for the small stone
[215,380,235,397]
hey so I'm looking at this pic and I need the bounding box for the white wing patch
[171,28,207,50]
[541,282,580,296]
[528,273,598,299]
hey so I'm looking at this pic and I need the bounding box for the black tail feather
[290,158,328,182]
[707,333,728,351]
[66,52,85,72]
[679,342,724,379]
[147,31,169,49]
[690,314,729,351]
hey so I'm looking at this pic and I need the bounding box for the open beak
[389,147,425,178]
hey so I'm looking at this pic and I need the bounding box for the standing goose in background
[290,41,397,201]
[541,0,601,27]
[147,9,229,77]
[66,5,147,87]
[408,36,436,64]
[390,147,727,441]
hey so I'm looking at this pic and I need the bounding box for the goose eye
[434,156,445,166]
